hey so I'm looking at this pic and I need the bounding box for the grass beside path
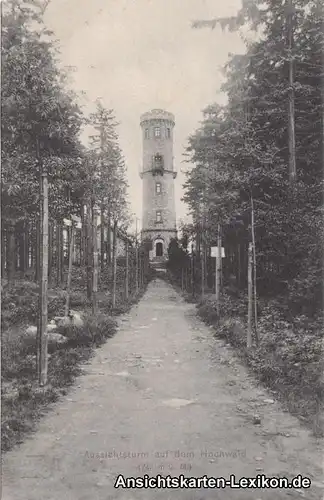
[1,272,153,453]
[163,270,324,438]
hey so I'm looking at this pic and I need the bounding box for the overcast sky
[44,0,245,231]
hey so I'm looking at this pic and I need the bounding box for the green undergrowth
[189,287,323,437]
[1,272,152,453]
[1,314,117,453]
[1,280,92,331]
[141,268,323,434]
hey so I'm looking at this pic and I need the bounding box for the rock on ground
[23,327,67,346]
[54,311,84,328]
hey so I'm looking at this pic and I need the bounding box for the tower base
[141,228,177,262]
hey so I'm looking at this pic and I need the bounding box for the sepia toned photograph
[1,0,323,498]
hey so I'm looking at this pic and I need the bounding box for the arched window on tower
[166,128,171,138]
[145,128,149,139]
[154,127,160,138]
[156,241,163,257]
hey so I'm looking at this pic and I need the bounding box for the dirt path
[2,279,323,500]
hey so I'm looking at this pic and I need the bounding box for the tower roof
[140,109,175,125]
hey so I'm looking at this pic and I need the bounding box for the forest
[166,0,323,435]
[1,0,152,452]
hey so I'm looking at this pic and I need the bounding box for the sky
[44,0,245,232]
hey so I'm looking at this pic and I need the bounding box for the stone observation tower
[140,109,177,262]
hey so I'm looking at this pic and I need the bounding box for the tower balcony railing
[139,162,177,178]
[152,166,164,176]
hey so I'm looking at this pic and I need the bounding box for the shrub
[2,337,36,381]
[57,314,117,348]
[47,347,90,387]
[47,296,65,318]
[1,282,66,329]
[1,295,38,326]
[210,305,324,431]
[197,302,219,325]
[69,291,91,308]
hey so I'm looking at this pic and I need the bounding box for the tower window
[156,241,163,257]
[166,128,171,138]
[156,210,162,223]
[154,127,160,137]
[153,153,164,170]
[145,128,149,139]
[156,182,161,194]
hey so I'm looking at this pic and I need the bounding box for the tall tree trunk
[125,241,129,300]
[30,222,34,271]
[80,204,86,267]
[237,242,241,287]
[219,234,223,292]
[86,201,93,300]
[196,224,201,286]
[56,222,62,286]
[215,223,221,318]
[73,226,78,265]
[141,255,144,287]
[191,244,195,298]
[287,0,296,186]
[18,220,25,275]
[48,221,53,284]
[201,228,205,299]
[144,251,148,284]
[1,227,6,278]
[112,220,118,308]
[107,208,111,265]
[100,204,105,271]
[7,221,15,287]
[37,162,49,387]
[129,248,134,294]
[138,255,142,288]
[92,208,98,315]
[135,218,139,294]
[196,224,201,256]
[25,220,29,270]
[65,223,75,316]
[321,6,324,177]
[247,242,253,349]
[35,216,40,282]
[57,222,64,286]
[67,224,71,266]
[60,225,64,284]
[251,195,258,344]
[206,244,211,289]
[15,224,19,272]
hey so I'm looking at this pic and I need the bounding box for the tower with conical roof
[140,109,177,262]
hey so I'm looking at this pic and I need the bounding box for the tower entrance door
[156,242,163,257]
